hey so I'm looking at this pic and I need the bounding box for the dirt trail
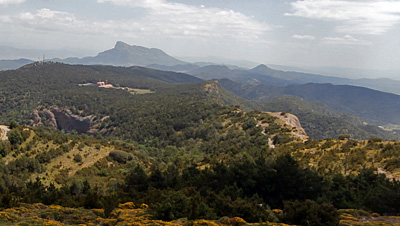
[0,125,10,141]
[378,167,400,181]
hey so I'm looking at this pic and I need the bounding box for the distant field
[383,123,400,131]
[79,83,154,95]
[115,87,155,95]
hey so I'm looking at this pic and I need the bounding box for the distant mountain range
[0,41,186,70]
[258,95,397,140]
[149,63,400,95]
[2,41,400,95]
[0,58,34,71]
[0,45,93,60]
[218,78,400,127]
[55,41,186,66]
[2,41,400,133]
[268,64,400,80]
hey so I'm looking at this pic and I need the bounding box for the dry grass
[31,143,114,187]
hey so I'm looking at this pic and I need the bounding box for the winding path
[0,125,10,141]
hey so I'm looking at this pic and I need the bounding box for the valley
[3,0,400,224]
[1,44,400,226]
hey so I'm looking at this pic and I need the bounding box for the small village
[96,80,114,88]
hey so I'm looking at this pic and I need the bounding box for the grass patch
[116,87,155,95]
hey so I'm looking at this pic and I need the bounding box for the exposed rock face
[30,109,57,129]
[30,107,95,133]
[30,110,42,126]
[205,81,222,103]
[268,112,308,141]
[50,107,94,133]
[43,109,58,129]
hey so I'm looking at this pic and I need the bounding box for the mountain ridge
[218,78,400,126]
[59,41,186,67]
[2,42,400,95]
[150,63,400,95]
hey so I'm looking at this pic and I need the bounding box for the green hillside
[2,116,400,225]
[0,62,201,125]
[2,63,400,225]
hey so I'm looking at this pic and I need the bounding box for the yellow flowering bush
[232,217,247,226]
[0,211,15,221]
[92,208,104,217]
[118,202,136,209]
[193,219,220,226]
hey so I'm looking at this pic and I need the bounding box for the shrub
[338,134,350,140]
[8,129,24,146]
[118,202,135,209]
[283,199,339,226]
[9,120,19,129]
[102,193,119,218]
[73,154,82,162]
[109,150,132,163]
[368,137,382,144]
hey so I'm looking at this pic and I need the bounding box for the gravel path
[0,125,10,141]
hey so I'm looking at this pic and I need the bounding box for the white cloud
[323,35,372,45]
[292,34,315,40]
[0,15,12,22]
[36,8,62,19]
[16,8,83,32]
[0,2,274,59]
[286,0,400,35]
[18,12,34,20]
[4,0,271,50]
[96,0,271,43]
[0,0,24,5]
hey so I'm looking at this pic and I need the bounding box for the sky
[1,0,400,73]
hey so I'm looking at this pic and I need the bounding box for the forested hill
[1,62,398,142]
[218,79,399,140]
[1,63,255,145]
[221,81,400,126]
[0,62,210,141]
[260,95,398,140]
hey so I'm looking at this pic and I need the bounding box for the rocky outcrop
[30,110,42,126]
[43,109,58,129]
[50,107,94,133]
[30,109,57,129]
[268,112,308,141]
[30,107,96,133]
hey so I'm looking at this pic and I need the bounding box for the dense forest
[1,63,400,225]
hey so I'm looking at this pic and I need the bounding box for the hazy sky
[1,0,400,70]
